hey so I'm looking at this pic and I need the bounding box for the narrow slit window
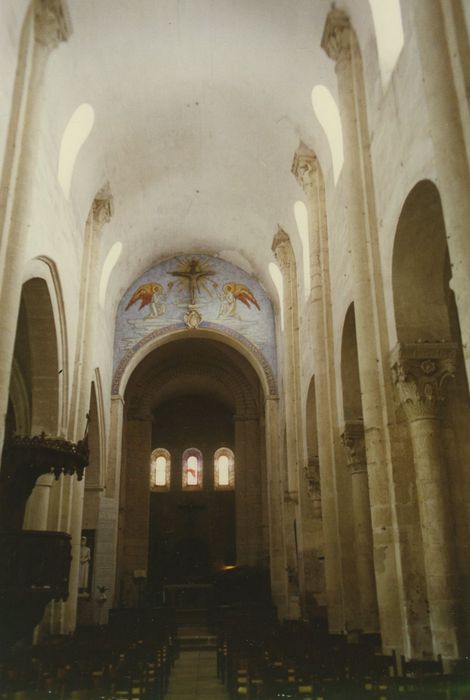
[150,448,171,490]
[182,448,203,489]
[214,448,235,490]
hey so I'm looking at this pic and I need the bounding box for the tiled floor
[165,649,229,699]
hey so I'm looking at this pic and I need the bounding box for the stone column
[414,0,470,385]
[264,396,289,618]
[292,143,348,632]
[23,474,54,530]
[272,227,307,618]
[303,456,327,610]
[234,415,249,565]
[244,416,263,566]
[121,418,152,606]
[322,9,405,653]
[0,0,71,449]
[342,421,379,633]
[272,228,301,500]
[391,342,460,659]
[91,394,124,622]
[62,189,113,633]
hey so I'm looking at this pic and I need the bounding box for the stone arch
[113,325,277,399]
[128,360,258,420]
[116,333,269,603]
[391,179,470,657]
[392,180,452,343]
[6,260,67,532]
[21,256,69,434]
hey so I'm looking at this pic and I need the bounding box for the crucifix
[170,257,215,305]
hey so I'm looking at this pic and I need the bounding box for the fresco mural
[113,255,277,390]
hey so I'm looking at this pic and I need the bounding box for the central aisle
[165,649,229,699]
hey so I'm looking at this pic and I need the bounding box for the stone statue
[79,536,91,593]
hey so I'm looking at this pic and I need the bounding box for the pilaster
[292,140,346,632]
[0,0,71,452]
[322,6,405,653]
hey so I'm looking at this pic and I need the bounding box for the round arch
[112,325,277,399]
[21,256,69,434]
[128,360,259,420]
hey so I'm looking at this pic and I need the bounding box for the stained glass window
[182,448,203,489]
[150,448,171,490]
[214,448,235,490]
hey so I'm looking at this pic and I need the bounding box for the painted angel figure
[217,282,260,320]
[125,282,167,318]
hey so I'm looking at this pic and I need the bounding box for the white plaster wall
[0,1,29,173]
[296,1,440,427]
[0,0,452,503]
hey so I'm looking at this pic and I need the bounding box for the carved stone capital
[92,185,114,232]
[341,420,367,474]
[304,456,321,504]
[390,342,457,421]
[321,8,351,64]
[272,226,294,271]
[34,0,72,48]
[291,142,318,194]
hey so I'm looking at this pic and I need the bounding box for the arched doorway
[117,336,268,607]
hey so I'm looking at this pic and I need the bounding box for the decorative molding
[321,7,351,64]
[34,0,72,48]
[390,342,457,421]
[92,184,114,231]
[291,141,318,193]
[183,305,202,329]
[272,226,294,270]
[341,420,367,474]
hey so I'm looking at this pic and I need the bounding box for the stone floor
[165,649,229,699]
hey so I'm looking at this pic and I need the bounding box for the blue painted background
[113,254,277,380]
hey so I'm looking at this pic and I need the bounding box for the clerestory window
[214,447,235,490]
[182,448,203,489]
[150,448,171,490]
